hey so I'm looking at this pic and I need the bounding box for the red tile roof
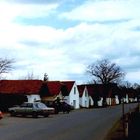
[0,80,76,97]
[77,85,85,97]
[86,85,95,96]
[61,81,75,94]
[83,84,103,97]
[0,80,43,95]
[84,84,118,97]
[45,81,62,96]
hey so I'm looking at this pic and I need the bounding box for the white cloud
[126,71,140,83]
[0,0,140,84]
[60,0,140,21]
[1,20,140,83]
[0,1,59,25]
[17,4,58,18]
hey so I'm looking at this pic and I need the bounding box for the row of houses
[0,80,138,111]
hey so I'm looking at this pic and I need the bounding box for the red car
[0,111,3,119]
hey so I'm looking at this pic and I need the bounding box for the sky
[0,0,140,84]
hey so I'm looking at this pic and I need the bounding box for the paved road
[0,103,137,140]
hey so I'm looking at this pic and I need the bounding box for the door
[73,100,76,109]
[85,101,87,108]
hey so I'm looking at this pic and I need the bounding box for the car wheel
[22,114,26,117]
[10,111,16,116]
[44,114,49,117]
[32,112,38,118]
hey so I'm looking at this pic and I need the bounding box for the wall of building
[89,96,94,107]
[79,88,89,108]
[70,83,79,109]
[64,83,80,109]
[98,97,103,106]
[27,95,41,103]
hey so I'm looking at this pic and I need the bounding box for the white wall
[115,95,120,104]
[98,97,103,106]
[89,96,94,107]
[27,95,41,103]
[64,82,79,109]
[80,88,89,108]
[124,94,129,103]
[104,95,120,106]
[106,98,112,106]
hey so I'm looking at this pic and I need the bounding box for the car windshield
[35,103,46,108]
[20,103,27,107]
[20,103,33,108]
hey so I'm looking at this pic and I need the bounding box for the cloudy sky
[0,0,140,84]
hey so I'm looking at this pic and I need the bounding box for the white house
[0,80,43,109]
[99,84,120,106]
[78,85,89,108]
[83,85,94,107]
[115,95,120,104]
[61,81,80,109]
[26,81,64,103]
[98,98,103,106]
[101,95,120,106]
[27,95,41,103]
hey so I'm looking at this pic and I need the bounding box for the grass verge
[104,119,124,140]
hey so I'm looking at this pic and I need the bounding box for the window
[35,103,46,108]
[21,103,27,107]
[74,87,76,94]
[85,101,87,107]
[27,103,33,108]
[85,90,88,97]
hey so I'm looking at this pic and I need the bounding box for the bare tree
[26,72,35,80]
[0,58,15,78]
[86,59,125,106]
[122,81,132,88]
[87,59,125,84]
[20,71,39,80]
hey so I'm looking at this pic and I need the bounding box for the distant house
[61,81,80,109]
[85,84,120,107]
[106,84,120,106]
[0,80,42,111]
[119,87,138,104]
[86,84,101,107]
[78,85,89,108]
[83,85,95,107]
[95,83,120,106]
[124,88,137,103]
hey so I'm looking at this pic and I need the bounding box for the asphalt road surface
[0,103,137,140]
